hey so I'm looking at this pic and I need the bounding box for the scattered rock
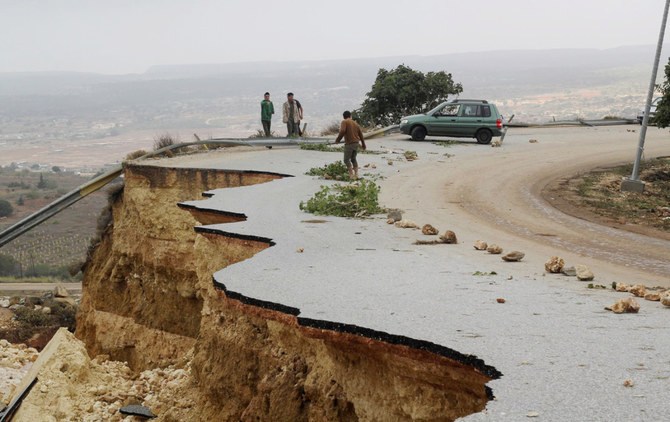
[496,298,506,304]
[421,224,439,235]
[609,297,640,314]
[387,209,402,222]
[644,291,662,301]
[440,230,458,244]
[395,219,418,229]
[529,139,538,143]
[54,286,69,298]
[561,266,576,277]
[473,240,488,250]
[544,256,565,273]
[0,297,9,308]
[502,251,524,262]
[526,412,540,417]
[661,291,670,307]
[487,244,503,254]
[363,163,370,168]
[387,160,393,165]
[371,164,377,169]
[386,218,395,224]
[629,284,646,297]
[615,282,631,292]
[575,264,594,281]
[296,248,304,253]
[623,379,635,387]
[491,140,502,147]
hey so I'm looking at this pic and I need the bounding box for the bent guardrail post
[0,377,38,422]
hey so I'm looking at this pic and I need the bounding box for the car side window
[462,105,479,117]
[438,104,460,116]
[481,105,491,117]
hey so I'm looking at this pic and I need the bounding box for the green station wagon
[399,99,503,144]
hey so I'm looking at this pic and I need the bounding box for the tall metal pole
[622,0,670,192]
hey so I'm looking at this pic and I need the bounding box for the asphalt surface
[154,126,670,421]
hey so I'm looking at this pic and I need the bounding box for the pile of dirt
[545,158,670,234]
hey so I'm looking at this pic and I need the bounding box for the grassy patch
[300,142,344,152]
[571,158,670,231]
[299,180,384,218]
[432,140,458,147]
[306,161,350,180]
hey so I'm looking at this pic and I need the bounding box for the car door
[429,104,461,136]
[457,104,485,136]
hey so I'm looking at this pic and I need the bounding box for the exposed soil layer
[70,163,498,421]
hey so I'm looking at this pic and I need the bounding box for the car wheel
[476,129,492,144]
[411,126,427,141]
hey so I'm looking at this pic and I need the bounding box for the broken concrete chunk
[502,251,524,262]
[386,218,395,224]
[421,224,439,235]
[561,266,576,277]
[487,244,503,254]
[440,230,458,244]
[544,256,565,273]
[610,297,640,314]
[629,284,646,298]
[575,264,594,281]
[473,240,488,250]
[395,219,418,229]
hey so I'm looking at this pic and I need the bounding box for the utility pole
[622,0,670,192]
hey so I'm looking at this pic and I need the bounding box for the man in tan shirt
[334,110,367,179]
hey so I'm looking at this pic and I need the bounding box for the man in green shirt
[260,92,274,137]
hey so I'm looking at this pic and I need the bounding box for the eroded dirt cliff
[68,163,498,421]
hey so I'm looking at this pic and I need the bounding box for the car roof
[449,99,489,104]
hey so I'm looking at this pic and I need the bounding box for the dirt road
[379,125,670,286]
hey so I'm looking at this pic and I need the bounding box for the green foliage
[0,198,13,217]
[432,140,458,147]
[354,64,463,126]
[153,132,177,151]
[13,306,52,327]
[26,190,39,200]
[300,180,384,218]
[306,161,350,180]
[299,142,344,152]
[653,56,670,128]
[0,254,19,276]
[248,129,278,138]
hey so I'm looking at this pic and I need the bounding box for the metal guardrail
[506,119,638,128]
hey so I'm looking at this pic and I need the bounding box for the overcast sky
[1,0,668,75]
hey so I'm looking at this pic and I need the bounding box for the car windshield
[426,102,449,115]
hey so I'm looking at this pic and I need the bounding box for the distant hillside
[0,45,663,141]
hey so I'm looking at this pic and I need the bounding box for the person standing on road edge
[334,110,366,180]
[260,92,274,137]
[283,92,301,137]
[296,98,304,136]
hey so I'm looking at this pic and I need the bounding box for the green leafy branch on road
[299,180,384,218]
